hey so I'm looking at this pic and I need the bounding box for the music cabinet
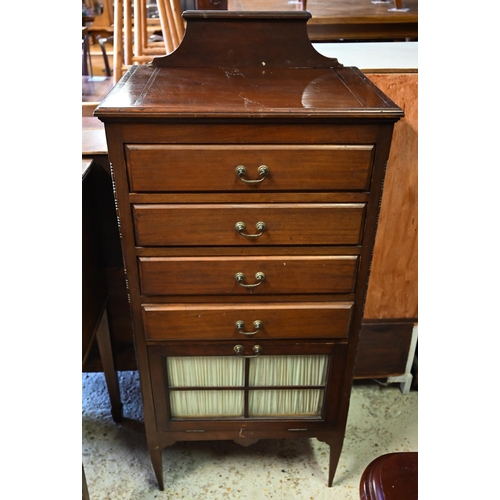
[95,11,403,489]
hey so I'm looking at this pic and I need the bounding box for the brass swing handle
[236,165,269,184]
[235,272,265,288]
[235,320,262,335]
[234,344,262,358]
[235,221,266,238]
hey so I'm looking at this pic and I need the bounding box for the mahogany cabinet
[95,11,402,490]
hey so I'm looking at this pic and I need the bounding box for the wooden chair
[82,26,92,76]
[114,0,250,83]
[83,19,112,78]
[84,0,114,41]
[113,0,186,84]
[157,0,185,53]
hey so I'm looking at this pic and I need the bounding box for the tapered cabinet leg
[324,432,344,487]
[149,444,164,491]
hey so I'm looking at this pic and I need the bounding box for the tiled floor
[82,371,417,500]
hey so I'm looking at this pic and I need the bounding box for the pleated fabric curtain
[166,355,328,418]
[249,355,327,417]
[168,357,244,417]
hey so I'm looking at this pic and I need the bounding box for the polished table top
[228,0,418,40]
[82,76,115,104]
[229,0,417,20]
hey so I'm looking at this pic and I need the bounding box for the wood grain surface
[363,73,418,319]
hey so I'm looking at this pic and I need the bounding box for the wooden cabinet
[95,11,402,490]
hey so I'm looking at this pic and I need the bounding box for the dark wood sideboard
[95,11,402,489]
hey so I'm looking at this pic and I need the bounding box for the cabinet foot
[149,445,164,490]
[319,433,343,487]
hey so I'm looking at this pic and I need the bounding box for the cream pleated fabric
[166,355,328,418]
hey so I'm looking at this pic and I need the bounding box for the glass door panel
[167,356,245,418]
[170,390,244,418]
[249,389,325,417]
[167,356,245,387]
[156,350,336,423]
[249,355,328,386]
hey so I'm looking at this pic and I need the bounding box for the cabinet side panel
[363,73,418,319]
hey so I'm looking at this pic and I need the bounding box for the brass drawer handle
[236,165,269,184]
[234,344,262,358]
[235,221,266,238]
[235,271,265,288]
[235,320,262,335]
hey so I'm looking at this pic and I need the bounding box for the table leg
[95,307,123,421]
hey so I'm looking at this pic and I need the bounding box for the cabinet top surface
[95,12,403,120]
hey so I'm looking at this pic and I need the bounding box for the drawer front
[142,302,353,340]
[133,203,366,246]
[125,145,374,192]
[139,255,358,295]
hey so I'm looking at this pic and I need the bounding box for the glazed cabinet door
[148,341,348,433]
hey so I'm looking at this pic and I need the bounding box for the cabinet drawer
[142,302,353,340]
[132,203,366,246]
[139,255,358,295]
[125,145,374,192]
